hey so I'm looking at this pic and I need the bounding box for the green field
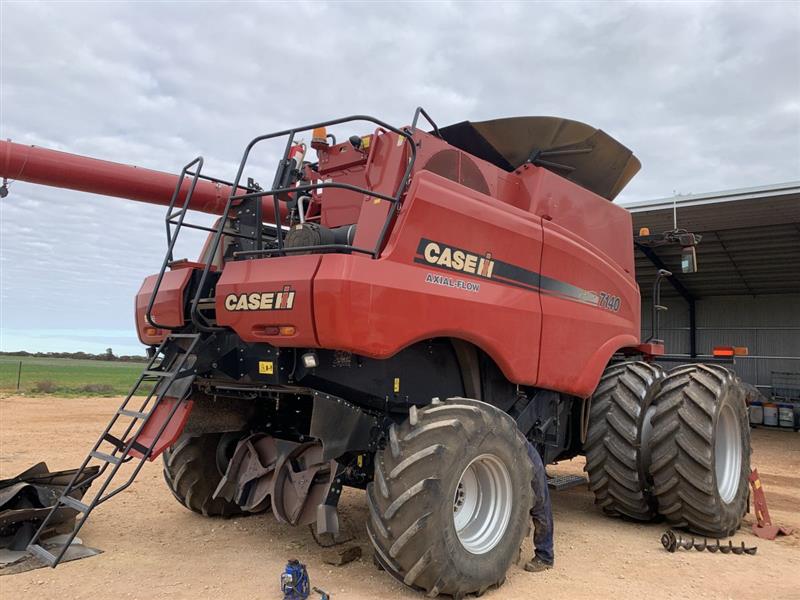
[0,356,146,396]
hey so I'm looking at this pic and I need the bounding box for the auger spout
[0,139,286,222]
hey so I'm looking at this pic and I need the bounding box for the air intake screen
[422,150,490,196]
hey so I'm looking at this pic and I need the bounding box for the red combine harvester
[1,110,750,597]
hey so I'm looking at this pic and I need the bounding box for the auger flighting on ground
[660,530,757,555]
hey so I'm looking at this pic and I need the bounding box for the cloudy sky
[1,1,798,355]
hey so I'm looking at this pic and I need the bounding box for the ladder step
[168,333,201,339]
[91,450,122,465]
[27,543,57,566]
[118,408,149,419]
[59,494,90,513]
[143,369,173,378]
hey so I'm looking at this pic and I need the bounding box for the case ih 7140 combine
[1,110,750,597]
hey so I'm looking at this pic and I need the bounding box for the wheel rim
[452,453,513,554]
[715,404,742,503]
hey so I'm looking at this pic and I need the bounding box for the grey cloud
[1,1,798,353]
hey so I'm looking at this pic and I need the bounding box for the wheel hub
[452,453,513,555]
[715,404,742,503]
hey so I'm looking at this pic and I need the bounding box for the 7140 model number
[598,292,621,312]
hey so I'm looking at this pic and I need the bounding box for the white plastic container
[749,403,763,425]
[763,404,778,426]
[779,404,794,428]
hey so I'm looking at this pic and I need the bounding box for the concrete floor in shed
[1,395,798,600]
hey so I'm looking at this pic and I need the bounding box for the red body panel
[316,139,370,227]
[522,166,636,276]
[135,269,193,344]
[129,397,194,461]
[352,130,408,251]
[215,256,321,346]
[536,219,639,396]
[315,172,544,383]
[199,136,643,397]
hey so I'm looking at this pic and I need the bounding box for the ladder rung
[118,408,149,419]
[27,543,57,566]
[143,369,173,378]
[59,494,90,513]
[168,333,200,339]
[91,450,122,465]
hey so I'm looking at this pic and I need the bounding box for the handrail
[411,106,442,138]
[646,268,672,344]
[145,157,203,330]
[188,115,418,332]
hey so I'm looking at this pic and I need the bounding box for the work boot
[524,557,553,573]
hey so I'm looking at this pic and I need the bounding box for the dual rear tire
[649,363,750,536]
[584,361,750,537]
[584,361,663,521]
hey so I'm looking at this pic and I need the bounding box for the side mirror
[681,246,698,273]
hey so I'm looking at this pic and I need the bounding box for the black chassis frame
[178,331,585,487]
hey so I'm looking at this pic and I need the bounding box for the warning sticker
[259,361,274,375]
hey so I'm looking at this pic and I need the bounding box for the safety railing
[146,157,257,331]
[188,114,419,332]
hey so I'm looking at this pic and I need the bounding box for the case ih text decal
[420,240,496,278]
[415,238,620,312]
[224,286,296,311]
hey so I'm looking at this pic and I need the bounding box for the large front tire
[367,398,533,598]
[649,364,750,537]
[162,433,244,517]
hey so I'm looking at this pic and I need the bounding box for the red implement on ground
[748,469,794,540]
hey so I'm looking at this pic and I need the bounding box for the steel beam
[635,244,695,303]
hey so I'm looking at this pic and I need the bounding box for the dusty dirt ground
[1,395,798,600]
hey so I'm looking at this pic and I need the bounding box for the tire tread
[584,361,663,520]
[649,364,750,537]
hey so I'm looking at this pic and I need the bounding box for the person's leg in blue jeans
[525,441,554,571]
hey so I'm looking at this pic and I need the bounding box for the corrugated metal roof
[630,182,800,298]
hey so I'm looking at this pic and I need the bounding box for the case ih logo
[414,237,622,312]
[224,286,296,311]
[420,240,495,278]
